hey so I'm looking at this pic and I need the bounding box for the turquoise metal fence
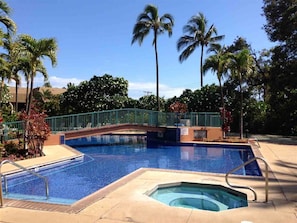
[2,109,222,139]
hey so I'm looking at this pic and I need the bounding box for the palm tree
[203,43,232,137]
[2,37,22,112]
[229,48,255,139]
[0,0,16,111]
[0,56,10,107]
[132,4,174,111]
[17,34,57,115]
[177,12,224,88]
[203,44,232,107]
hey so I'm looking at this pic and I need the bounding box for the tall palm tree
[2,37,22,112]
[203,43,232,108]
[132,4,174,111]
[0,0,16,112]
[229,48,255,139]
[177,12,224,88]
[203,43,232,137]
[17,34,57,115]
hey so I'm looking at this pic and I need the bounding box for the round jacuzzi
[148,182,248,212]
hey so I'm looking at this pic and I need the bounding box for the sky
[5,0,275,99]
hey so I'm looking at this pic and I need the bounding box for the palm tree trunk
[27,75,34,115]
[154,31,160,111]
[25,79,30,113]
[15,82,18,112]
[200,45,204,87]
[219,78,225,138]
[0,77,4,109]
[240,75,243,139]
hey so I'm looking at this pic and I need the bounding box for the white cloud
[46,76,83,88]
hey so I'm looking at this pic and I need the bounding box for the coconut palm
[177,12,224,88]
[17,34,57,115]
[132,4,174,111]
[229,48,255,139]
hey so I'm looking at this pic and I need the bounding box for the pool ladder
[0,160,49,207]
[225,156,269,202]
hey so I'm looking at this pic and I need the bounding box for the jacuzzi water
[149,182,248,211]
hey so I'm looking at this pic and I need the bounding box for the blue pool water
[1,135,260,204]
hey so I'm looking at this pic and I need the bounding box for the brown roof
[9,87,67,103]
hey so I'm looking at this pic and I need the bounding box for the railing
[2,109,222,139]
[0,160,49,207]
[225,156,269,202]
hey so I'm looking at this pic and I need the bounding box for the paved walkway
[0,141,296,223]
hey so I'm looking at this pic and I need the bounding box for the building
[8,87,66,112]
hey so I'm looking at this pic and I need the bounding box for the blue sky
[6,0,275,99]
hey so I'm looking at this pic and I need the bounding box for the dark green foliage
[33,88,61,116]
[166,85,221,113]
[138,95,165,111]
[263,0,297,56]
[60,74,129,114]
[263,0,297,135]
[4,141,18,155]
[191,85,221,112]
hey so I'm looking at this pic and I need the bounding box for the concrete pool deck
[0,141,296,223]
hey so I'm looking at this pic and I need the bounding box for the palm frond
[144,4,158,21]
[0,1,11,15]
[178,43,197,62]
[131,21,151,45]
[177,35,195,51]
[0,16,16,34]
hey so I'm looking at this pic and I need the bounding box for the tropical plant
[60,74,129,114]
[262,0,297,135]
[132,4,174,111]
[16,34,57,115]
[0,0,16,111]
[177,12,224,87]
[33,87,61,116]
[1,36,23,112]
[203,43,233,137]
[138,94,165,111]
[0,56,10,107]
[229,48,255,138]
[19,102,51,157]
[203,43,232,107]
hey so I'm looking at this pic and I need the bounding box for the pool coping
[0,141,296,223]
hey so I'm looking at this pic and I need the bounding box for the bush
[4,141,18,156]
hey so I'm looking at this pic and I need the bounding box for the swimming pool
[1,135,260,205]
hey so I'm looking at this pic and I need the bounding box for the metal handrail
[225,156,269,202]
[0,160,49,207]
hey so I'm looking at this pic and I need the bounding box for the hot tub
[148,182,248,212]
